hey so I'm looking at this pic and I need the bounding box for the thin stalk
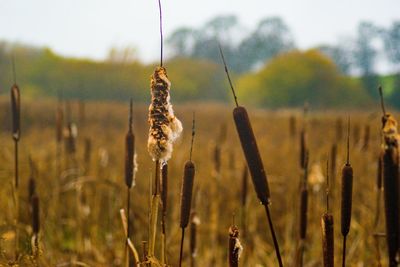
[342,236,347,267]
[264,204,284,267]
[179,228,185,267]
[14,140,19,261]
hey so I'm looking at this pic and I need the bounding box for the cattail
[190,212,200,267]
[299,183,308,241]
[219,44,282,267]
[179,115,196,267]
[11,84,20,142]
[379,86,400,267]
[341,118,353,267]
[228,225,242,267]
[321,213,334,267]
[233,106,270,204]
[125,99,136,188]
[31,195,40,235]
[65,122,77,155]
[382,122,399,266]
[321,160,334,267]
[147,66,182,162]
[28,157,36,201]
[180,161,195,229]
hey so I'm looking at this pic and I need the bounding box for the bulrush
[379,86,400,267]
[228,224,242,267]
[219,44,283,267]
[179,114,196,267]
[341,118,353,267]
[124,99,137,267]
[322,161,334,267]
[298,152,309,267]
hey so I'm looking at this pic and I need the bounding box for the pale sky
[1,0,399,63]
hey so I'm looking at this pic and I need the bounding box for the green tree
[236,50,371,108]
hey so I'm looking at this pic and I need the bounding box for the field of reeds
[0,95,398,266]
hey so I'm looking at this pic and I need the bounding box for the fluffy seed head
[228,225,242,267]
[148,67,182,162]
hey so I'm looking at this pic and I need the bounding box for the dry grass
[0,97,397,266]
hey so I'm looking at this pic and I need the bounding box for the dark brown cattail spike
[228,225,242,267]
[219,45,282,267]
[179,117,196,267]
[341,117,353,267]
[10,56,21,261]
[321,159,334,267]
[297,152,309,267]
[32,195,40,235]
[125,99,135,188]
[124,99,136,267]
[241,165,248,237]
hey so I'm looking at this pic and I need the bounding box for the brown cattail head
[233,106,270,205]
[161,163,168,215]
[241,164,248,207]
[321,213,334,267]
[125,100,136,188]
[381,111,400,266]
[32,194,40,234]
[300,186,308,240]
[228,225,242,267]
[300,129,307,169]
[11,84,20,141]
[180,160,195,229]
[382,144,400,265]
[341,164,353,237]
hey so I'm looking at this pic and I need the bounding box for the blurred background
[0,0,399,109]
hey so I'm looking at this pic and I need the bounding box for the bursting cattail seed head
[11,84,20,141]
[233,106,270,205]
[180,160,195,229]
[228,225,242,267]
[148,67,182,162]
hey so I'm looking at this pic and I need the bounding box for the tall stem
[264,204,283,267]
